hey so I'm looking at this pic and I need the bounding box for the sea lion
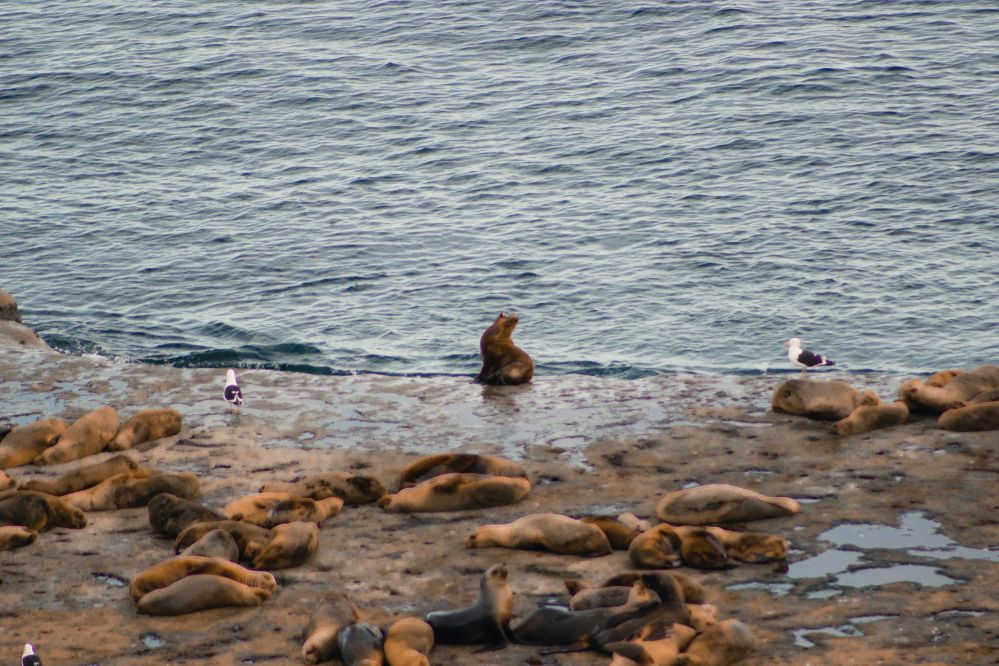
[129,555,276,602]
[579,515,641,550]
[136,574,272,616]
[174,520,273,561]
[565,571,706,606]
[681,618,754,665]
[0,470,12,491]
[0,525,37,551]
[678,529,732,570]
[263,496,344,528]
[772,379,880,421]
[34,406,120,466]
[569,586,634,611]
[475,312,534,386]
[397,453,528,489]
[19,453,139,495]
[378,473,530,513]
[938,401,999,432]
[968,389,999,404]
[0,289,21,322]
[301,590,361,664]
[425,564,512,649]
[832,401,909,435]
[586,574,691,651]
[686,603,720,631]
[337,623,384,666]
[384,617,434,666]
[606,623,698,666]
[672,525,787,565]
[63,471,199,511]
[0,491,86,531]
[628,524,682,569]
[900,365,999,415]
[925,369,962,387]
[655,484,799,525]
[466,514,612,556]
[250,521,319,570]
[148,493,224,538]
[0,418,68,469]
[108,408,182,451]
[180,528,240,561]
[260,471,387,505]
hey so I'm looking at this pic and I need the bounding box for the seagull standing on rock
[785,337,835,377]
[223,369,244,412]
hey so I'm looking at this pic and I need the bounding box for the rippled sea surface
[3,1,997,377]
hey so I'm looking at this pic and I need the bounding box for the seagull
[785,337,835,377]
[223,369,244,411]
[22,644,42,666]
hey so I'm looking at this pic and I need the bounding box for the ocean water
[3,0,997,379]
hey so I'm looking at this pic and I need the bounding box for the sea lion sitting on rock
[34,406,120,466]
[426,564,512,649]
[174,520,273,561]
[64,470,199,511]
[900,365,999,415]
[19,454,139,495]
[108,408,182,451]
[129,555,276,603]
[628,524,682,569]
[938,401,999,432]
[250,521,319,570]
[466,514,612,556]
[579,515,641,550]
[0,525,37,551]
[148,493,224,538]
[260,472,387,505]
[681,618,755,665]
[384,617,434,666]
[0,491,86,531]
[136,573,272,616]
[301,590,361,664]
[772,379,880,421]
[397,453,528,489]
[378,473,530,513]
[832,401,909,435]
[337,623,384,666]
[655,484,799,525]
[475,312,534,386]
[0,418,68,469]
[606,623,698,666]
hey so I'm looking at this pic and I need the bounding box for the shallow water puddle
[793,615,895,648]
[92,572,127,587]
[820,511,999,562]
[140,633,163,649]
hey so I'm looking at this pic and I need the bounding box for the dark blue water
[3,1,997,378]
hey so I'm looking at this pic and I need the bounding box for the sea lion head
[485,563,508,582]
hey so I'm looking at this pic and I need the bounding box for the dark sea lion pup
[425,564,512,650]
[148,493,224,538]
[337,623,384,666]
[301,590,361,664]
[475,312,534,386]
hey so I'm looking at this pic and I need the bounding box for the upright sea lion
[475,312,534,386]
[425,564,512,649]
[579,515,641,550]
[938,401,999,432]
[263,496,344,528]
[136,574,272,616]
[466,514,612,556]
[0,418,68,469]
[180,528,240,561]
[301,590,361,665]
[337,623,384,666]
[148,493,224,538]
[900,365,999,415]
[64,471,199,511]
[565,571,706,606]
[397,453,528,489]
[628,524,682,569]
[174,520,273,561]
[655,484,799,525]
[129,555,276,602]
[378,473,531,513]
[260,471,387,505]
[19,454,139,495]
[384,618,434,666]
[832,401,909,435]
[606,623,698,666]
[250,521,319,570]
[772,380,880,421]
[681,618,754,665]
[0,491,86,531]
[34,406,120,466]
[108,408,182,451]
[0,525,37,551]
[672,525,787,565]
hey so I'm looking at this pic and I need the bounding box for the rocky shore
[0,314,996,665]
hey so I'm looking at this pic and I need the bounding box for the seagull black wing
[797,349,834,368]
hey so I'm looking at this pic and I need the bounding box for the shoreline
[1,322,996,664]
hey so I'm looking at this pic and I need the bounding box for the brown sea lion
[628,524,682,569]
[606,623,698,666]
[968,389,999,404]
[136,574,272,616]
[302,590,361,664]
[0,491,86,531]
[772,379,880,421]
[655,484,799,525]
[64,470,199,511]
[397,453,528,489]
[129,555,276,602]
[250,521,319,570]
[672,525,787,564]
[19,453,139,495]
[260,471,387,505]
[34,406,120,466]
[681,618,754,665]
[384,617,434,666]
[180,528,240,561]
[108,408,182,451]
[587,575,691,652]
[832,401,909,435]
[569,586,634,611]
[466,513,612,556]
[900,365,999,415]
[925,369,962,387]
[0,289,21,322]
[263,496,344,528]
[475,312,534,386]
[174,520,273,561]
[148,493,224,538]
[678,529,732,570]
[224,492,294,523]
[425,564,513,649]
[579,515,641,550]
[0,418,69,469]
[938,401,999,432]
[378,473,530,513]
[0,525,37,551]
[337,623,384,666]
[565,571,707,606]
[0,470,12,491]
[686,603,720,631]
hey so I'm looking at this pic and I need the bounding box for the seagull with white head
[223,369,244,412]
[23,644,42,666]
[785,337,835,377]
